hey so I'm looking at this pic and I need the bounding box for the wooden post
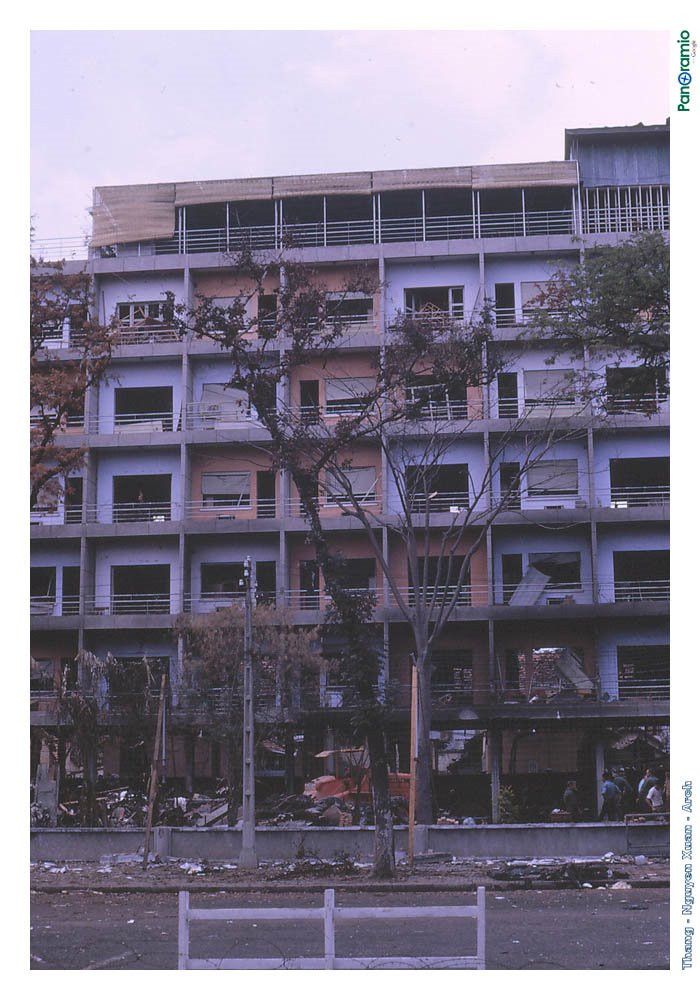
[142,672,167,869]
[408,660,418,864]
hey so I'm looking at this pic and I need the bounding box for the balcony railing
[29,596,79,616]
[602,393,669,417]
[611,579,670,602]
[183,592,276,613]
[87,411,178,435]
[184,402,260,431]
[84,593,172,615]
[607,486,670,508]
[581,204,669,234]
[114,324,182,346]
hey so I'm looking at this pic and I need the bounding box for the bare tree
[175,603,325,824]
[182,249,590,842]
[31,258,116,509]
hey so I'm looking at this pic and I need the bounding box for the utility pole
[407,658,418,865]
[239,556,258,868]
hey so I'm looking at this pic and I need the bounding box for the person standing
[646,780,665,813]
[613,769,634,817]
[638,768,659,811]
[563,779,580,821]
[599,770,621,821]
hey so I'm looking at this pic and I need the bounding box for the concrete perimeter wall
[31,822,669,863]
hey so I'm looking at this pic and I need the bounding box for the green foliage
[498,784,522,824]
[525,232,669,376]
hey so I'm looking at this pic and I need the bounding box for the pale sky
[30,29,670,243]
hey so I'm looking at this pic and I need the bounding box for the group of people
[561,766,666,822]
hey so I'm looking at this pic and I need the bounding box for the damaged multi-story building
[31,121,669,822]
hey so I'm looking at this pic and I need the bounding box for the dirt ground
[30,854,670,892]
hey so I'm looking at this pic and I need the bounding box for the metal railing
[184,402,261,430]
[30,413,84,432]
[87,411,178,434]
[114,324,183,346]
[582,204,669,234]
[84,593,172,615]
[493,307,565,328]
[31,235,90,261]
[183,591,276,613]
[610,579,670,602]
[602,393,669,416]
[607,486,670,508]
[29,596,79,616]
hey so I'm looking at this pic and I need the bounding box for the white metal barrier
[178,886,486,970]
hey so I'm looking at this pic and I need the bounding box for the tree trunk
[284,731,296,796]
[365,726,395,878]
[81,739,98,827]
[183,732,195,796]
[415,659,434,824]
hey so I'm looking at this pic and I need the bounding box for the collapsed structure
[31,122,670,822]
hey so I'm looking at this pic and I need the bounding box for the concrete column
[489,728,502,823]
[593,737,606,817]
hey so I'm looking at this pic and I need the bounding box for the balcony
[606,486,670,509]
[610,579,670,603]
[29,595,80,617]
[185,401,261,431]
[87,411,178,435]
[84,593,172,616]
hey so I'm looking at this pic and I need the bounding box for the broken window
[617,645,669,699]
[30,567,56,614]
[528,552,581,588]
[499,463,521,510]
[114,386,173,431]
[405,286,464,320]
[523,369,576,414]
[609,457,669,506]
[605,367,668,414]
[257,294,277,334]
[406,464,469,512]
[299,380,320,425]
[110,565,170,614]
[117,301,169,328]
[30,657,55,693]
[431,650,473,705]
[340,558,376,592]
[109,656,170,695]
[502,554,523,602]
[494,283,516,326]
[409,557,471,605]
[201,471,251,509]
[299,560,320,609]
[406,375,468,419]
[62,566,80,615]
[256,471,276,518]
[325,377,375,414]
[613,550,669,600]
[497,372,519,418]
[325,467,377,504]
[112,474,171,521]
[527,460,578,497]
[201,562,246,598]
[326,293,374,326]
[61,477,84,523]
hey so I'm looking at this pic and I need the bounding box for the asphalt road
[30,887,669,970]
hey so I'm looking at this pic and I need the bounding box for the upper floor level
[31,122,669,264]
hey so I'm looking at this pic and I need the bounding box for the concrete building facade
[31,122,669,821]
